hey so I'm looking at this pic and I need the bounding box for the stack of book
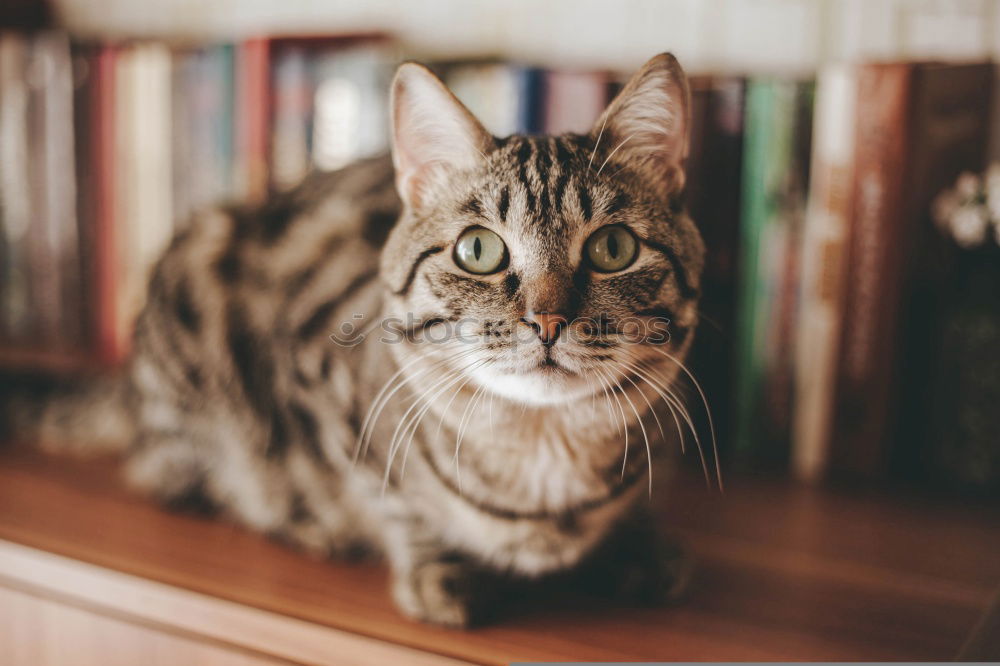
[0,31,397,367]
[731,62,994,484]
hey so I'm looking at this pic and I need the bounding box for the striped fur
[35,54,705,627]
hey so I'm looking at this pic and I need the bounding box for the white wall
[54,0,999,73]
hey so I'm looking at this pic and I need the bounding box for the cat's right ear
[390,62,493,210]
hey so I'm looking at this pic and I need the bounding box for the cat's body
[29,54,707,626]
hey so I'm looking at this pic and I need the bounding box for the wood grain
[0,444,997,663]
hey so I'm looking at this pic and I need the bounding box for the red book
[90,45,122,365]
[236,37,271,203]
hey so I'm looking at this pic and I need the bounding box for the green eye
[585,225,638,272]
[454,227,508,274]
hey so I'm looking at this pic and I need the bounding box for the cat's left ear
[590,53,690,198]
[390,62,494,210]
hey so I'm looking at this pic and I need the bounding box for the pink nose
[521,312,567,346]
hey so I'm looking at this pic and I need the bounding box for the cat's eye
[585,225,638,272]
[454,227,508,274]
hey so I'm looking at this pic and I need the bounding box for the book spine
[92,45,121,364]
[237,38,270,203]
[792,65,857,482]
[828,63,913,478]
[129,43,173,325]
[543,70,610,135]
[684,77,745,458]
[216,44,236,199]
[26,33,64,345]
[515,66,544,134]
[734,80,793,460]
[72,43,96,354]
[270,47,312,190]
[0,33,33,343]
[734,79,812,463]
[170,50,194,225]
[43,32,81,350]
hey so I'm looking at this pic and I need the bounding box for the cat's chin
[468,364,598,406]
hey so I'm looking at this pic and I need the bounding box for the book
[0,32,33,344]
[236,37,271,204]
[684,75,745,460]
[445,60,522,138]
[791,64,857,482]
[113,43,174,359]
[543,69,611,135]
[25,32,64,345]
[266,34,392,191]
[444,60,546,137]
[82,44,122,364]
[733,78,813,464]
[310,42,392,171]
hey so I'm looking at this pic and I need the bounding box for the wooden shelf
[0,347,104,375]
[0,444,998,663]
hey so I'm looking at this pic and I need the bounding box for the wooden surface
[0,444,998,663]
[0,539,473,665]
[0,584,284,666]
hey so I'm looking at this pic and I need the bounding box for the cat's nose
[520,311,567,346]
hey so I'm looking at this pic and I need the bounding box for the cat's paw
[392,559,480,628]
[581,533,694,606]
[617,541,694,605]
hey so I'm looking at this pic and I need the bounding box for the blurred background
[2,0,1000,496]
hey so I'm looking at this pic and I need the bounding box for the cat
[27,52,709,627]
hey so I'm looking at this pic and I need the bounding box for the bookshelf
[0,347,100,374]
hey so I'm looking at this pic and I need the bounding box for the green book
[733,78,813,463]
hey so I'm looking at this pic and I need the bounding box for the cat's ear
[590,53,690,197]
[390,62,493,210]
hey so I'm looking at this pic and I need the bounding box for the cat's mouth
[535,355,570,373]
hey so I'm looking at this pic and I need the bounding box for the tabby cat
[32,53,709,626]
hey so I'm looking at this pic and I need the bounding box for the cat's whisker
[602,363,653,495]
[610,360,667,445]
[645,346,723,492]
[434,362,482,443]
[613,356,706,495]
[399,358,489,483]
[592,366,630,479]
[356,347,434,462]
[583,368,618,441]
[382,355,485,491]
[396,368,467,476]
[619,348,710,487]
[590,363,620,435]
[614,351,684,453]
[453,379,491,493]
[383,367,462,491]
[358,343,457,461]
[488,385,496,441]
[360,345,480,464]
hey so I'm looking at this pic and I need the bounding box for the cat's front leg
[383,519,490,627]
[578,509,694,606]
